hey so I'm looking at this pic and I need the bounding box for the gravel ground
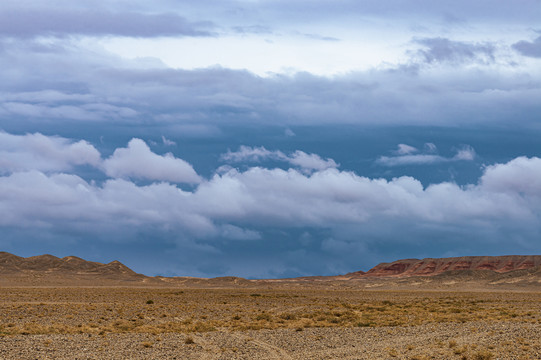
[1,321,539,360]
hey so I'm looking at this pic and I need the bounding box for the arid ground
[0,286,540,359]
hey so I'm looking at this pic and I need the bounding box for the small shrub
[146,300,154,305]
[388,348,398,357]
[280,313,296,320]
[454,345,468,355]
[256,313,272,321]
[193,322,216,332]
[356,321,373,327]
[472,350,494,360]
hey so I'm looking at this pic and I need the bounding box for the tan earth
[1,252,540,359]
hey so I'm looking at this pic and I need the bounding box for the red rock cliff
[362,255,541,278]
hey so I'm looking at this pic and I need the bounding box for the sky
[1,0,541,278]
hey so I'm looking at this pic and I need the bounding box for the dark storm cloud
[0,1,538,131]
[512,35,541,58]
[1,38,539,130]
[414,37,496,64]
[0,8,215,38]
[202,0,540,25]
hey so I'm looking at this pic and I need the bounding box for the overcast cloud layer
[0,0,540,277]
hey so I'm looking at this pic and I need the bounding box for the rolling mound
[0,252,256,287]
[0,252,145,284]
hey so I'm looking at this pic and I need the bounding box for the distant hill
[0,252,145,284]
[1,252,540,288]
[352,255,541,278]
[0,252,254,287]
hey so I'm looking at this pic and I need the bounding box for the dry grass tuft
[472,349,494,360]
[0,287,539,341]
[141,341,153,348]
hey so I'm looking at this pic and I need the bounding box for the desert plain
[1,254,540,359]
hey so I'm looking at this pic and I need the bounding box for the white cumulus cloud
[377,144,476,166]
[481,156,541,196]
[0,131,101,173]
[221,146,338,172]
[102,138,201,183]
[395,144,418,155]
[453,145,476,161]
[2,155,540,235]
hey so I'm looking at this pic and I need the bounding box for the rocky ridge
[343,255,541,278]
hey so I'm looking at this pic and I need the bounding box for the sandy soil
[0,287,540,359]
[1,321,540,359]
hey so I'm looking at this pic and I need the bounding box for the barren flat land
[0,286,540,359]
[1,254,541,359]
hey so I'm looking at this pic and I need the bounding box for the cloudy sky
[1,0,540,278]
